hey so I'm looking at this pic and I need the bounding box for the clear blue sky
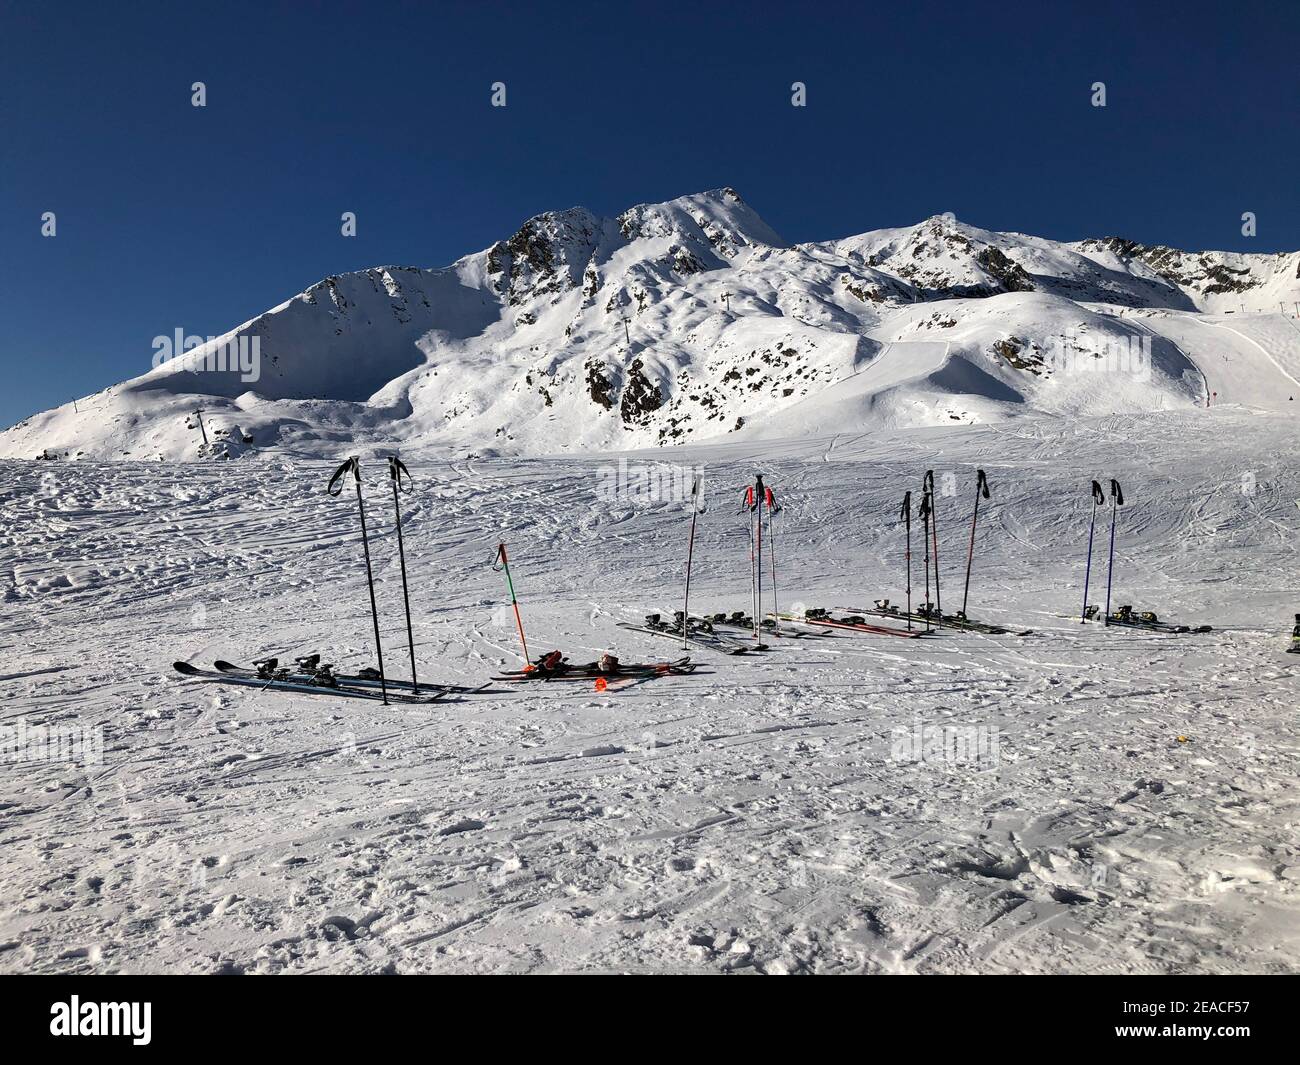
[2,0,1297,428]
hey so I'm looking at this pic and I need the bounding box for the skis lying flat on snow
[845,600,1031,636]
[695,611,833,639]
[770,610,930,639]
[173,662,450,703]
[213,658,487,695]
[492,657,696,682]
[1078,605,1212,634]
[617,617,759,654]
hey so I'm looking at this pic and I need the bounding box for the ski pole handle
[900,490,911,521]
[327,456,360,496]
[976,469,989,499]
[388,455,413,493]
[1091,480,1105,505]
[1110,479,1124,505]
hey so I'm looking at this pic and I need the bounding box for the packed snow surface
[2,407,1297,973]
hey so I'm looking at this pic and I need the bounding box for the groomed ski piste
[2,405,1297,975]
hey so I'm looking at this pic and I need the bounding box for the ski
[771,609,931,638]
[845,600,1031,636]
[172,662,450,703]
[492,655,696,681]
[618,614,759,653]
[695,610,832,638]
[1076,605,1212,634]
[213,657,486,695]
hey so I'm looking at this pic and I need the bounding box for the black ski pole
[681,473,705,651]
[765,482,781,636]
[753,473,766,645]
[327,457,388,705]
[387,455,418,693]
[740,483,757,635]
[1103,479,1124,626]
[900,491,913,630]
[960,469,990,619]
[919,490,933,633]
[1081,480,1105,623]
[924,469,942,618]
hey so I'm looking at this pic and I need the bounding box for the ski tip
[172,661,201,675]
[213,660,238,670]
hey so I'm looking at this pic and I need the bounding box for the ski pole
[753,473,766,645]
[900,491,913,630]
[919,490,933,633]
[681,473,705,651]
[924,469,942,618]
[327,457,388,705]
[960,469,990,619]
[765,483,781,635]
[1081,480,1105,623]
[1103,479,1124,626]
[387,455,418,693]
[493,542,530,667]
[743,486,759,642]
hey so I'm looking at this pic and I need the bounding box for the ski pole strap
[976,469,989,498]
[492,542,509,572]
[900,490,911,520]
[741,485,755,511]
[327,456,360,496]
[1091,480,1105,505]
[690,473,705,511]
[919,491,932,518]
[1110,479,1124,505]
[924,469,935,494]
[764,485,779,512]
[388,455,413,493]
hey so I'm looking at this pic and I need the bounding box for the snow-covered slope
[4,190,1298,461]
[2,407,1297,973]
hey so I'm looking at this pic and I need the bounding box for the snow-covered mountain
[5,188,1299,461]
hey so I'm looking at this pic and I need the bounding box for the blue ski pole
[1103,479,1124,626]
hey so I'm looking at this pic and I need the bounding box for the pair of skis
[1077,605,1212,634]
[491,656,696,682]
[845,600,1030,636]
[699,611,832,639]
[172,661,469,704]
[897,469,990,631]
[617,614,758,654]
[772,608,931,639]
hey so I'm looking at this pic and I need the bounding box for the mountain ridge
[4,188,1298,461]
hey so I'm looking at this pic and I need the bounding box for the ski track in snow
[0,409,1298,974]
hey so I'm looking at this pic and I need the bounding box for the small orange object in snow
[594,677,608,692]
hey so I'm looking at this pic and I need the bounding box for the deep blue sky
[2,0,1297,428]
